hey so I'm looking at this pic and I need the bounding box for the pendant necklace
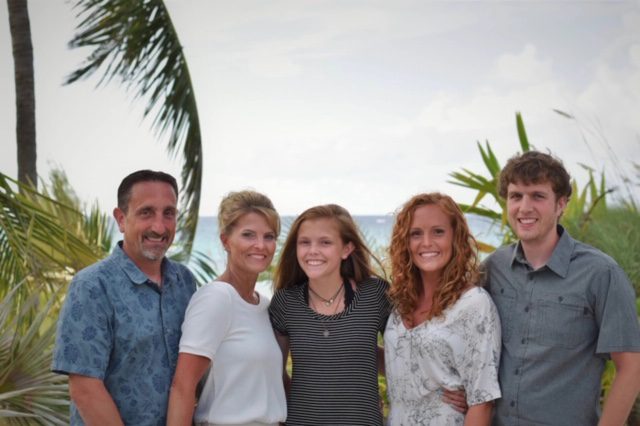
[309,284,344,338]
[308,282,343,306]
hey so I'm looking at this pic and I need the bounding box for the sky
[1,0,639,216]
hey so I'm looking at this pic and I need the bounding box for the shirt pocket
[490,286,516,342]
[533,293,595,349]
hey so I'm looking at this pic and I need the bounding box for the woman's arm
[167,353,211,426]
[275,332,291,395]
[463,401,493,426]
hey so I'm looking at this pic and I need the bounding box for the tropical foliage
[66,0,203,256]
[0,285,68,425]
[0,171,113,424]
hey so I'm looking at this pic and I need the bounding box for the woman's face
[296,218,354,285]
[221,212,277,276]
[408,204,453,280]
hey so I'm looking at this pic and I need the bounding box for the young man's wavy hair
[498,150,572,201]
[273,204,383,291]
[388,193,479,325]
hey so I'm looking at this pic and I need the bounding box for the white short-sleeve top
[179,281,286,425]
[384,286,502,426]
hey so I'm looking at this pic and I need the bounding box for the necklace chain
[308,284,344,338]
[308,282,343,306]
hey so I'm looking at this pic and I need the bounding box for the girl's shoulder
[357,276,390,296]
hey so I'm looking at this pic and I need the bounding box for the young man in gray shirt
[484,151,640,425]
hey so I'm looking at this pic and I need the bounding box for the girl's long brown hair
[274,204,384,290]
[388,193,479,325]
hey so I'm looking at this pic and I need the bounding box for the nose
[150,214,167,234]
[520,195,533,211]
[419,234,432,247]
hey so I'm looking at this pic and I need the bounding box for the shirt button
[524,306,530,312]
[510,401,516,407]
[514,368,520,375]
[521,338,526,344]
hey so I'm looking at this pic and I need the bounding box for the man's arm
[599,351,640,426]
[464,401,493,426]
[68,375,124,426]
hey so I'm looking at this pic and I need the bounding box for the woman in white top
[384,193,501,426]
[167,191,286,426]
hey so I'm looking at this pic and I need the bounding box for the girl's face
[221,212,277,276]
[408,204,453,281]
[296,218,354,285]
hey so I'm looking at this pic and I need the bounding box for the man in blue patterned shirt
[53,170,196,425]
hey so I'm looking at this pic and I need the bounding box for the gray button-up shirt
[484,226,640,426]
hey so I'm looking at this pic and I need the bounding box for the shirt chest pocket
[490,286,516,342]
[533,294,596,349]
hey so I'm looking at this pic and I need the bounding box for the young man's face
[113,181,178,267]
[506,180,567,247]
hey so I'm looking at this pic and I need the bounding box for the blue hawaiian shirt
[52,242,196,425]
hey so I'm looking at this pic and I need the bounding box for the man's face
[113,181,178,267]
[506,180,567,247]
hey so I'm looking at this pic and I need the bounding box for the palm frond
[0,172,110,302]
[65,0,202,257]
[0,284,69,425]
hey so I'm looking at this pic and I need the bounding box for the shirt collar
[112,241,178,286]
[510,225,575,278]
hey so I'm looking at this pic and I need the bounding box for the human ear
[113,208,126,233]
[220,233,229,252]
[342,242,355,259]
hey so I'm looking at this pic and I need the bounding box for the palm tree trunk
[7,0,37,188]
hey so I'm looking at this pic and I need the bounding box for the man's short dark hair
[117,170,179,212]
[498,151,572,200]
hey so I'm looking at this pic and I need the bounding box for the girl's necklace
[309,285,344,338]
[308,282,343,306]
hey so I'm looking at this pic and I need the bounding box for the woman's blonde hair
[218,190,280,236]
[388,193,479,325]
[273,204,383,290]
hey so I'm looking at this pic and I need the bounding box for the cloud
[495,44,553,84]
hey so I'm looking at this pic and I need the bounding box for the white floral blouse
[384,287,502,426]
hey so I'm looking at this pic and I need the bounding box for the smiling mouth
[143,234,168,243]
[419,252,439,259]
[305,260,325,266]
[518,218,537,225]
[248,254,267,260]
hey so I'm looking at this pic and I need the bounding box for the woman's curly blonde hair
[388,193,479,325]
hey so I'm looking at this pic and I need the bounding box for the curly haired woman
[384,193,501,426]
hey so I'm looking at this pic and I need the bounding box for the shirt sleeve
[179,283,232,360]
[594,265,640,355]
[458,289,502,406]
[377,279,392,334]
[51,274,113,379]
[268,289,288,336]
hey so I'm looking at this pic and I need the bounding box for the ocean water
[191,214,504,274]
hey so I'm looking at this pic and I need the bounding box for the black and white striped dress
[269,277,391,426]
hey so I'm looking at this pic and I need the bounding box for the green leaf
[515,112,530,152]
